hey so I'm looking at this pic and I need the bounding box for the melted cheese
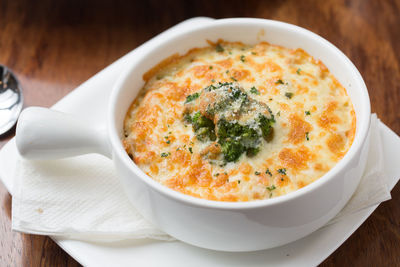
[123,41,356,202]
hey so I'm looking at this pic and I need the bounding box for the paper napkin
[11,114,390,241]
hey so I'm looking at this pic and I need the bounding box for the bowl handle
[15,107,112,160]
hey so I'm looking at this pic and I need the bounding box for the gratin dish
[15,18,370,251]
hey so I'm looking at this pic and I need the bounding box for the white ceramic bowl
[15,18,371,252]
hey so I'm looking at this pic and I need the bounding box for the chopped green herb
[228,51,232,55]
[161,152,170,157]
[251,52,257,55]
[166,140,171,144]
[296,68,301,75]
[285,92,294,99]
[188,147,193,154]
[266,184,276,198]
[209,66,213,69]
[156,75,163,80]
[255,171,261,175]
[185,92,200,103]
[250,86,260,95]
[277,111,281,117]
[240,55,246,62]
[238,180,241,184]
[216,43,224,52]
[266,185,276,191]
[306,132,310,141]
[305,110,311,115]
[275,79,284,85]
[277,168,287,175]
[211,79,215,83]
[230,76,237,81]
[265,168,272,176]
[164,136,169,139]
[215,173,220,177]
[176,148,180,151]
[226,70,230,74]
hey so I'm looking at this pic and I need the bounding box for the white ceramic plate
[1,17,399,266]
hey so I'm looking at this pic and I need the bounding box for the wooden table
[1,0,399,265]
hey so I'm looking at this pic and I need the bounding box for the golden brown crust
[123,41,356,202]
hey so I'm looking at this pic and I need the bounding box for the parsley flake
[306,132,310,141]
[251,52,257,55]
[230,76,237,81]
[166,140,171,144]
[240,55,246,62]
[216,43,224,53]
[209,66,213,69]
[255,171,261,175]
[266,185,276,191]
[277,168,287,175]
[296,68,301,75]
[161,152,170,157]
[185,92,200,103]
[285,92,294,99]
[188,147,193,154]
[266,185,276,198]
[275,79,284,85]
[265,168,272,176]
[250,86,260,95]
[305,110,311,115]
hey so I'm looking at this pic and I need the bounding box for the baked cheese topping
[123,41,356,202]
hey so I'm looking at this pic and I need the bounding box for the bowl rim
[108,18,371,210]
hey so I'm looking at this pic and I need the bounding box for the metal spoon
[0,65,23,136]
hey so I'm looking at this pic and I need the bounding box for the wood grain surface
[0,0,399,266]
